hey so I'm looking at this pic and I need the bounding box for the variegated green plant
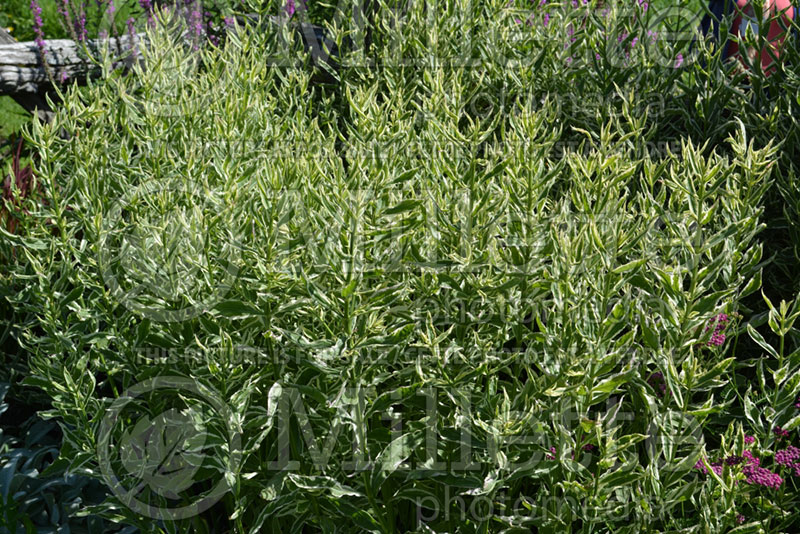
[2,1,800,533]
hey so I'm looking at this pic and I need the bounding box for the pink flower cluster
[775,446,800,467]
[704,313,730,346]
[695,447,784,489]
[743,464,783,488]
[741,449,783,488]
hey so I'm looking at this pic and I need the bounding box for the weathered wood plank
[0,28,16,45]
[0,34,144,96]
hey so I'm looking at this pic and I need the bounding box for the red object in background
[725,0,796,77]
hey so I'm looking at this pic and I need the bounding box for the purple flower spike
[31,0,47,55]
[126,16,138,54]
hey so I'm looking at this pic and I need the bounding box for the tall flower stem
[31,0,57,87]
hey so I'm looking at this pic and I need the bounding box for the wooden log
[0,28,16,45]
[0,33,144,96]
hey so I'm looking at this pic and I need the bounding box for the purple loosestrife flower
[543,13,549,26]
[59,70,68,83]
[106,0,118,36]
[674,53,684,68]
[76,4,87,43]
[775,446,800,466]
[224,16,234,28]
[745,435,756,445]
[139,0,154,26]
[31,0,47,54]
[57,0,68,20]
[126,17,138,54]
[546,446,556,460]
[286,0,296,17]
[189,7,203,50]
[736,514,745,524]
[795,395,800,409]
